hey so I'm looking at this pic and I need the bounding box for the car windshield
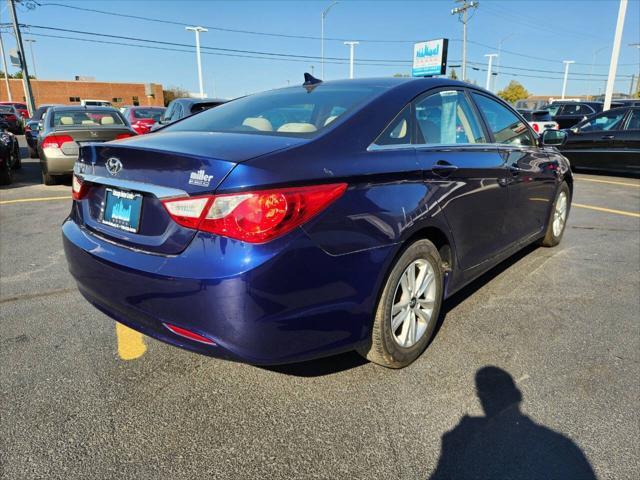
[165,85,384,137]
[132,108,165,121]
[51,110,125,127]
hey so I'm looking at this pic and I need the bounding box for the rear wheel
[359,239,444,368]
[539,182,570,247]
[29,147,39,159]
[42,168,57,186]
[11,142,21,169]
[0,159,13,185]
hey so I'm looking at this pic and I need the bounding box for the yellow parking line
[573,203,640,218]
[576,177,640,188]
[116,323,147,361]
[0,195,71,205]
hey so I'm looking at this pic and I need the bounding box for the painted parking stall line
[573,203,640,219]
[0,196,71,205]
[115,323,147,360]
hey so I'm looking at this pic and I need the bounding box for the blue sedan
[62,77,572,368]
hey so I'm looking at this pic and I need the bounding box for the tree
[162,86,190,106]
[448,68,458,80]
[497,80,529,103]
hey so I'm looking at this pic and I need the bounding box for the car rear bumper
[62,217,394,365]
[42,148,76,174]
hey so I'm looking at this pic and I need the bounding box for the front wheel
[539,182,571,247]
[11,142,21,169]
[0,159,13,185]
[359,239,444,368]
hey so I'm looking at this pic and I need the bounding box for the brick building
[0,78,164,108]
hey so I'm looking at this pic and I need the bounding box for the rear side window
[624,110,640,130]
[415,90,486,145]
[472,93,534,146]
[559,103,594,115]
[374,105,411,146]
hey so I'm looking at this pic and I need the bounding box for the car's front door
[413,89,509,270]
[563,109,628,171]
[471,92,557,245]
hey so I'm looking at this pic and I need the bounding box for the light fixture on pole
[344,41,359,79]
[185,26,208,99]
[561,60,575,100]
[484,53,498,91]
[321,1,339,80]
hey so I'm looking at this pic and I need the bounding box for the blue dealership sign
[412,39,448,77]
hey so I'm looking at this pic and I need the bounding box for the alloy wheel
[553,191,568,237]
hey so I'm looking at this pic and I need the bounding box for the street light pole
[484,53,497,91]
[25,39,37,79]
[8,0,35,115]
[494,33,514,92]
[561,60,575,100]
[185,26,208,99]
[0,30,12,101]
[321,1,338,80]
[344,41,359,79]
[604,0,628,111]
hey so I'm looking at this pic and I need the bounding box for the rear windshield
[132,108,165,121]
[0,105,14,112]
[51,110,125,127]
[190,102,224,114]
[531,110,552,121]
[517,110,532,121]
[166,85,384,137]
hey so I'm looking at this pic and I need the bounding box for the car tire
[42,169,57,186]
[539,181,571,247]
[0,160,13,185]
[29,147,38,159]
[358,239,444,368]
[11,143,21,169]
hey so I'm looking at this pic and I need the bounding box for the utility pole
[0,29,12,101]
[344,41,359,79]
[484,53,497,90]
[8,0,35,115]
[604,0,628,110]
[451,0,479,82]
[630,74,636,96]
[185,26,207,99]
[321,1,338,80]
[25,39,36,79]
[561,60,575,100]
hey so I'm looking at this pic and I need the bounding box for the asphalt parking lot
[1,138,639,479]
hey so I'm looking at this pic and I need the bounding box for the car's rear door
[612,108,640,175]
[471,92,557,245]
[413,88,509,270]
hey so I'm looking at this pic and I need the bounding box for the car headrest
[100,116,115,125]
[277,123,317,133]
[59,116,73,125]
[242,117,273,131]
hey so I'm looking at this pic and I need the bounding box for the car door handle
[601,135,615,140]
[432,160,458,177]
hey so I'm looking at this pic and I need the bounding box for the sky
[2,0,639,99]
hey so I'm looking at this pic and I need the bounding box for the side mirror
[541,129,567,146]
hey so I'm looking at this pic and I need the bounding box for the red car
[0,101,29,119]
[122,106,166,135]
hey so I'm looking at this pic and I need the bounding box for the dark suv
[150,98,227,132]
[547,101,603,129]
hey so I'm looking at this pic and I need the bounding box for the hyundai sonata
[63,77,572,368]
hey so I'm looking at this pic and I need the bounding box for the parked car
[0,101,29,119]
[517,109,559,134]
[555,106,639,176]
[37,106,136,185]
[0,120,21,185]
[547,101,603,129]
[63,77,573,368]
[0,104,24,134]
[514,99,548,111]
[80,99,112,107]
[122,106,166,135]
[610,99,640,108]
[24,104,64,158]
[150,97,227,131]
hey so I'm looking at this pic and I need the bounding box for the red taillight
[532,123,539,133]
[7,114,16,121]
[42,134,74,149]
[162,183,347,243]
[72,174,89,200]
[163,323,216,345]
[115,133,135,140]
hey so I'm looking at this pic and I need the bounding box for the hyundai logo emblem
[106,157,123,176]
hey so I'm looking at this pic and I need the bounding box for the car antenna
[303,72,322,92]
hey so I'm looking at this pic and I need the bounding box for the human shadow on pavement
[429,366,597,480]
